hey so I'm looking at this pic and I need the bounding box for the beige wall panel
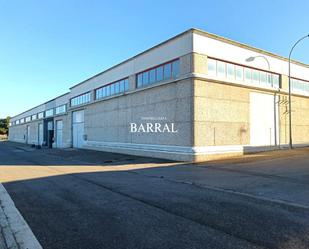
[194,79,309,148]
[84,79,194,148]
[193,80,250,147]
[192,53,207,74]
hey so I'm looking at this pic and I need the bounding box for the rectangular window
[303,82,308,92]
[244,68,252,83]
[227,63,235,79]
[163,63,171,80]
[45,109,54,117]
[235,66,243,81]
[98,89,102,99]
[124,79,129,91]
[207,58,281,90]
[260,72,267,86]
[110,83,115,95]
[20,118,24,124]
[207,59,217,76]
[291,78,309,94]
[96,88,100,98]
[137,74,143,88]
[266,73,272,86]
[156,66,164,82]
[217,61,226,78]
[25,116,31,122]
[55,105,66,115]
[149,69,156,84]
[16,120,20,125]
[31,114,37,120]
[272,75,279,88]
[172,60,180,78]
[120,80,125,92]
[142,71,149,86]
[96,78,129,100]
[252,70,260,84]
[38,112,44,119]
[106,85,111,96]
[115,82,120,94]
[136,59,179,88]
[103,87,107,97]
[71,92,91,107]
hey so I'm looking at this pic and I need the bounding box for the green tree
[0,116,10,135]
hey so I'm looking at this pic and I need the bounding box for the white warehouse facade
[8,28,309,161]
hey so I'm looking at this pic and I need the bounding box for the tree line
[0,117,10,135]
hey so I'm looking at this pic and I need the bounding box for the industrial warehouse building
[8,28,309,161]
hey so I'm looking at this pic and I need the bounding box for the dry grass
[0,134,7,140]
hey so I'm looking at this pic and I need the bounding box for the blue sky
[1,0,309,118]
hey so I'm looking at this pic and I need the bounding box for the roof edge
[191,28,309,68]
[11,92,70,120]
[69,29,193,90]
[70,28,309,91]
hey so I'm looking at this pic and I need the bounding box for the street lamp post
[288,34,309,149]
[246,55,271,71]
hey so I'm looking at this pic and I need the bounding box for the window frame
[70,92,91,107]
[207,57,281,89]
[95,77,129,101]
[45,108,54,117]
[136,59,180,89]
[291,77,309,94]
[55,104,66,115]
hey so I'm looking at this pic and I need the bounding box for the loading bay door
[73,110,85,148]
[250,92,279,146]
[38,123,43,146]
[26,126,30,144]
[56,120,63,148]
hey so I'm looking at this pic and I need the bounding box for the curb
[0,183,42,249]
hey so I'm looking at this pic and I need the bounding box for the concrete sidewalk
[0,183,42,249]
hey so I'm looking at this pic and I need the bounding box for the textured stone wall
[8,124,27,143]
[192,54,309,149]
[193,79,250,147]
[83,78,193,147]
[8,120,41,145]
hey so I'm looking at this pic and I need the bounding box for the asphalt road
[1,141,309,249]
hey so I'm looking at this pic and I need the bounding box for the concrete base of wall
[83,141,195,161]
[83,141,309,162]
[8,139,309,162]
[52,143,71,149]
[9,138,26,144]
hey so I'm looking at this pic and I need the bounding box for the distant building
[8,29,309,161]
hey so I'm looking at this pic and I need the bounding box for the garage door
[26,126,30,144]
[73,110,84,148]
[38,123,43,146]
[250,92,278,146]
[56,120,63,148]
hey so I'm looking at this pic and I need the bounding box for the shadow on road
[1,141,309,248]
[3,167,309,249]
[0,141,175,166]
